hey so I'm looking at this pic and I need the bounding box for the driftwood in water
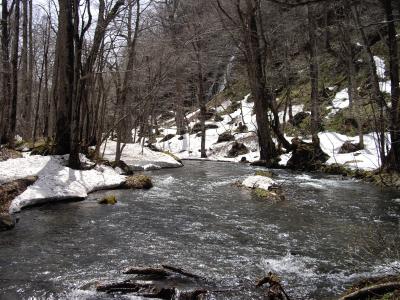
[123,267,171,278]
[256,272,291,300]
[338,281,400,300]
[96,281,175,298]
[162,264,203,280]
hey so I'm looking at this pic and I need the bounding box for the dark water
[0,161,399,299]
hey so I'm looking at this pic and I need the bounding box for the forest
[0,0,400,299]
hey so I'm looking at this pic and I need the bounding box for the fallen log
[123,267,171,278]
[162,264,203,280]
[96,281,175,299]
[338,281,400,300]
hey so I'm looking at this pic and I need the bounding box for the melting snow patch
[374,56,386,79]
[0,155,125,213]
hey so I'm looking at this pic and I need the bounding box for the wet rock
[227,142,249,157]
[287,138,329,171]
[290,112,310,127]
[240,156,248,163]
[339,141,363,154]
[111,160,133,175]
[123,175,153,189]
[178,136,184,140]
[255,170,276,178]
[216,132,234,143]
[0,214,16,231]
[98,195,117,205]
[190,123,219,134]
[160,134,175,143]
[0,176,38,215]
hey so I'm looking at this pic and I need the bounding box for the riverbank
[0,144,182,216]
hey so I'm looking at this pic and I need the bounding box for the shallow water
[0,161,399,299]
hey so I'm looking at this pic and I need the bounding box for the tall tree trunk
[352,4,386,166]
[1,0,11,144]
[9,0,20,147]
[307,5,321,148]
[240,0,277,165]
[196,54,207,158]
[54,0,74,155]
[21,0,30,137]
[383,0,400,171]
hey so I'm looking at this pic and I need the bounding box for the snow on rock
[101,140,182,170]
[0,155,125,213]
[242,175,276,191]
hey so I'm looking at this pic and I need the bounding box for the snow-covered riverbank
[0,144,182,214]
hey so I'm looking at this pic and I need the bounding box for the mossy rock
[123,175,153,189]
[255,170,276,178]
[290,112,310,127]
[30,143,53,156]
[190,123,219,134]
[253,187,285,201]
[0,147,23,161]
[160,134,175,143]
[98,195,117,205]
[227,141,248,157]
[339,141,363,154]
[319,163,354,176]
[217,132,234,143]
[111,160,133,175]
[287,138,329,171]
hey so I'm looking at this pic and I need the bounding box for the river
[0,160,399,299]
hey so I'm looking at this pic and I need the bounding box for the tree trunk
[307,4,321,148]
[1,0,11,144]
[383,0,400,171]
[54,0,74,155]
[241,0,277,165]
[9,0,20,147]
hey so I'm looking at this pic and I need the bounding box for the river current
[0,160,399,299]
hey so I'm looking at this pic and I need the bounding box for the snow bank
[242,175,276,191]
[0,155,125,213]
[101,140,182,170]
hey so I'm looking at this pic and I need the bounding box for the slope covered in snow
[155,86,385,171]
[101,140,182,171]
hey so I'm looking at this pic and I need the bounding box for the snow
[100,140,182,170]
[242,175,276,191]
[327,89,349,116]
[0,155,125,213]
[374,56,386,79]
[153,92,384,171]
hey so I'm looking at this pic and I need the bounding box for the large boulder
[0,176,38,215]
[216,132,234,143]
[123,175,153,189]
[339,141,363,154]
[287,138,329,171]
[227,142,249,158]
[0,214,16,231]
[190,123,219,134]
[98,195,117,205]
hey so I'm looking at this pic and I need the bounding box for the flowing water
[0,161,400,299]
